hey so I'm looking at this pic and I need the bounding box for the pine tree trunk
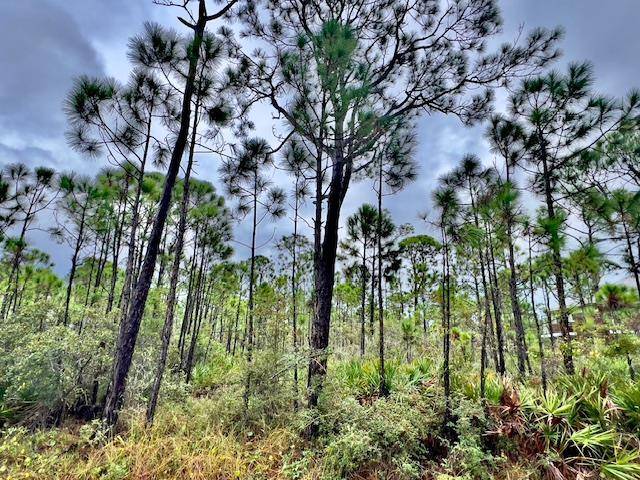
[540,147,574,374]
[506,220,528,377]
[146,106,198,423]
[120,114,153,324]
[104,6,208,426]
[185,246,208,380]
[307,129,347,414]
[360,246,367,357]
[377,160,387,397]
[528,234,547,393]
[486,224,506,374]
[243,172,259,414]
[442,228,452,417]
[107,183,128,314]
[64,206,87,326]
[292,191,300,410]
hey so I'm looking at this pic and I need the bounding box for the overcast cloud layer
[0,0,638,274]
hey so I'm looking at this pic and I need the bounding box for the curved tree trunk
[146,102,198,424]
[104,5,208,426]
[64,205,87,326]
[307,124,348,418]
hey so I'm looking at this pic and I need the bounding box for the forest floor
[2,354,640,480]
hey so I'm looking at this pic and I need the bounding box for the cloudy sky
[0,0,638,273]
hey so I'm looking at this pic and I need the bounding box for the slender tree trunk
[204,306,219,362]
[377,160,387,397]
[369,252,375,335]
[2,208,32,318]
[503,157,529,376]
[104,5,209,426]
[527,234,547,393]
[83,242,98,309]
[107,183,127,314]
[622,219,640,299]
[480,300,489,399]
[441,228,452,418]
[506,220,528,377]
[291,191,300,410]
[469,185,501,373]
[542,280,556,351]
[540,146,574,374]
[412,264,419,323]
[120,113,153,324]
[179,232,200,363]
[146,105,198,423]
[485,238,505,374]
[64,206,87,325]
[360,246,367,357]
[156,228,169,288]
[94,229,109,292]
[474,271,487,398]
[228,288,242,353]
[243,172,259,414]
[574,273,587,313]
[185,246,208,381]
[232,303,242,356]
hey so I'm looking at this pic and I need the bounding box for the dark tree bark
[94,228,110,294]
[441,226,452,418]
[242,171,259,414]
[83,242,98,309]
[185,245,209,381]
[527,232,547,393]
[120,112,153,324]
[178,237,200,364]
[64,204,88,325]
[107,180,128,314]
[506,223,529,377]
[359,245,367,357]
[146,100,199,424]
[103,1,217,426]
[291,190,301,410]
[485,224,506,374]
[307,127,348,415]
[540,144,574,374]
[542,280,556,351]
[377,158,388,397]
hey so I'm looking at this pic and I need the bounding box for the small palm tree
[596,283,637,311]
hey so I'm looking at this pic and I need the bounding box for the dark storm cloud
[56,0,151,40]
[0,0,104,140]
[0,144,58,170]
[500,0,640,96]
[369,115,490,234]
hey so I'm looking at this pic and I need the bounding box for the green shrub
[0,318,115,425]
[442,438,496,480]
[314,386,441,479]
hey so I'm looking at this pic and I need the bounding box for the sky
[0,0,639,274]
